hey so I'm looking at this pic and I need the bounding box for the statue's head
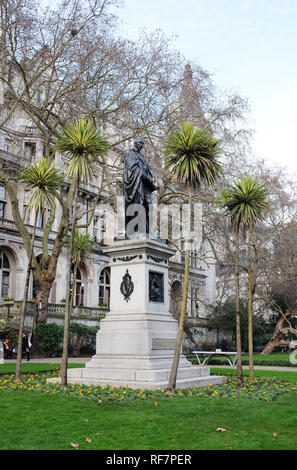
[134,138,144,151]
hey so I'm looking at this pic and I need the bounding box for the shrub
[37,323,64,357]
[0,317,20,345]
[69,322,98,354]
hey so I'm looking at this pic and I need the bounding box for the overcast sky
[41,0,297,174]
[115,0,297,174]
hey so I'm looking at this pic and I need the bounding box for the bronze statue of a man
[123,138,158,236]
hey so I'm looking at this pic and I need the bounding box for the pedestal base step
[47,368,226,390]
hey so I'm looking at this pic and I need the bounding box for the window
[99,215,105,244]
[181,240,185,264]
[191,250,197,268]
[24,142,36,162]
[70,266,84,306]
[0,186,6,200]
[4,138,11,153]
[98,267,110,307]
[75,268,82,306]
[93,214,105,243]
[0,250,10,300]
[36,90,41,104]
[37,209,44,228]
[93,215,99,241]
[0,202,5,218]
[0,186,6,218]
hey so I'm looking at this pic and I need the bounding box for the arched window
[75,268,82,306]
[70,266,84,306]
[0,250,10,300]
[170,280,182,319]
[98,267,110,308]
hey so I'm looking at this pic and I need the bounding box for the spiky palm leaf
[219,175,269,230]
[70,230,94,266]
[54,119,110,182]
[19,157,64,212]
[163,121,222,187]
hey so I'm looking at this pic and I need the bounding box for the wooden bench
[193,350,238,367]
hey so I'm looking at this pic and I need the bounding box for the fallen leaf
[216,428,227,432]
[70,442,79,448]
[86,438,92,443]
[171,438,175,442]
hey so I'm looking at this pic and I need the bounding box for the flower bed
[0,370,296,403]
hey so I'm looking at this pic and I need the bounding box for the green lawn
[243,353,290,361]
[0,364,296,450]
[0,390,296,450]
[211,368,297,382]
[0,362,83,375]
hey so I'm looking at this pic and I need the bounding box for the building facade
[0,66,218,346]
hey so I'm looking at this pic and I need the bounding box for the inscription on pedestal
[152,338,176,350]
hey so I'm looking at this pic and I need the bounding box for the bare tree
[0,0,253,329]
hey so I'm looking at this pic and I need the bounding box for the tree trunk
[15,210,38,382]
[60,181,78,388]
[36,287,50,323]
[261,315,297,355]
[247,231,254,381]
[167,244,190,394]
[69,263,78,314]
[235,225,243,388]
[167,190,192,394]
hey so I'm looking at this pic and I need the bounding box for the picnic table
[193,350,238,367]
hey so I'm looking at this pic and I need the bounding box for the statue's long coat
[123,149,155,205]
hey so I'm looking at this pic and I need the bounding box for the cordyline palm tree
[54,118,109,388]
[163,121,222,393]
[15,158,64,382]
[219,175,269,385]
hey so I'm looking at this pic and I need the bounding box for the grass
[211,367,297,382]
[243,353,290,361]
[0,364,296,450]
[0,362,84,375]
[0,390,296,450]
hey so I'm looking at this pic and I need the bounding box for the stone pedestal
[48,238,226,389]
[0,342,4,364]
